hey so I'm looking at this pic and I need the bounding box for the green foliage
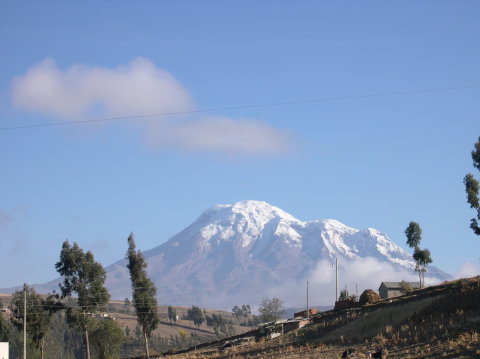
[9,285,62,357]
[241,304,251,317]
[123,298,131,314]
[134,324,142,340]
[204,312,235,338]
[404,222,433,288]
[0,314,10,341]
[258,297,285,322]
[232,304,251,319]
[405,221,422,248]
[232,305,243,318]
[464,137,480,235]
[89,319,125,359]
[55,240,110,359]
[167,306,177,323]
[186,306,204,328]
[413,247,432,267]
[126,233,159,358]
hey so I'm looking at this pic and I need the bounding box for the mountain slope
[103,200,447,306]
[1,200,448,306]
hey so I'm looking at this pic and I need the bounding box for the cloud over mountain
[0,200,449,307]
[100,200,447,307]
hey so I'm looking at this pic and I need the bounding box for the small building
[293,308,318,318]
[0,342,8,359]
[378,282,420,299]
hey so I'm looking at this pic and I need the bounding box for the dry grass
[164,277,480,359]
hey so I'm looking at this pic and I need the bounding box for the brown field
[159,277,480,359]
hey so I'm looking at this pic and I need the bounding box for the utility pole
[23,283,27,359]
[306,281,309,319]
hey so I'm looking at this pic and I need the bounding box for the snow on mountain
[102,200,447,306]
[2,200,448,306]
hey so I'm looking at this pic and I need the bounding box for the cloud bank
[11,58,292,155]
[264,257,442,307]
[455,262,480,279]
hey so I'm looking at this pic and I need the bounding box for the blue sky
[1,1,480,288]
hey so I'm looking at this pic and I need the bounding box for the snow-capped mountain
[2,200,448,306]
[103,200,447,306]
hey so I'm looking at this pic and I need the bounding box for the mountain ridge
[0,200,449,306]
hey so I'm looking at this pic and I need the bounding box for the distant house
[378,282,421,299]
[293,308,318,318]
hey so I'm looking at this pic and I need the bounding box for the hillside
[0,295,256,358]
[164,276,480,359]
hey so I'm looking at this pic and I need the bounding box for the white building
[0,342,8,359]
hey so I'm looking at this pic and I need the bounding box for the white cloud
[11,57,193,117]
[455,262,480,279]
[264,257,442,307]
[11,58,292,155]
[145,117,293,155]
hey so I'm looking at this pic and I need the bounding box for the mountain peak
[199,200,298,225]
[15,201,448,306]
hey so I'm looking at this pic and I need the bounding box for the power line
[1,84,479,132]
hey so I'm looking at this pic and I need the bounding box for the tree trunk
[84,329,91,359]
[41,339,45,359]
[143,330,150,359]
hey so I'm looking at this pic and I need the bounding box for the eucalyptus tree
[9,285,62,359]
[405,222,432,287]
[126,233,159,359]
[464,136,480,235]
[55,241,110,359]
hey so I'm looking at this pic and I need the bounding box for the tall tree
[464,136,480,235]
[258,297,285,322]
[405,221,422,248]
[186,306,204,328]
[167,306,177,323]
[126,233,159,359]
[55,241,110,359]
[9,285,62,359]
[405,222,433,287]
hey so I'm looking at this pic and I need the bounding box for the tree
[168,306,177,323]
[55,241,110,359]
[186,306,203,328]
[126,233,159,359]
[0,315,9,341]
[241,305,251,317]
[464,136,480,235]
[232,305,243,319]
[89,319,124,359]
[10,285,63,359]
[123,297,131,314]
[258,297,285,322]
[404,222,433,288]
[405,221,422,248]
